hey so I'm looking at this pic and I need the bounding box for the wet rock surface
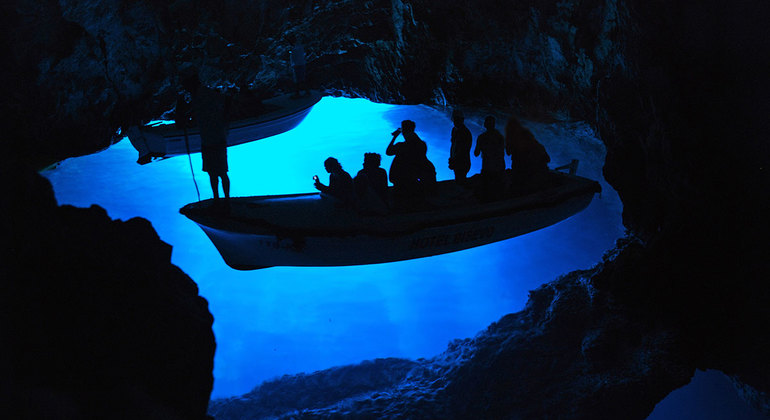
[2,0,769,418]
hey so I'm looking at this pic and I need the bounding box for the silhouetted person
[448,109,472,183]
[505,115,550,189]
[289,34,308,97]
[314,157,354,207]
[354,152,389,214]
[181,72,231,206]
[386,120,436,196]
[474,116,506,200]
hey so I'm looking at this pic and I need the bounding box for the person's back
[505,116,551,193]
[473,116,507,202]
[474,117,506,174]
[513,131,549,173]
[505,116,550,174]
[195,87,228,149]
[355,161,389,215]
[354,153,389,206]
[449,110,472,181]
[329,169,354,203]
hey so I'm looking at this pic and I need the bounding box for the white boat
[180,170,601,270]
[127,91,322,164]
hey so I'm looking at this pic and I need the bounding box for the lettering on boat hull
[410,226,495,250]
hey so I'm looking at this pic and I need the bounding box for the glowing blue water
[42,97,624,398]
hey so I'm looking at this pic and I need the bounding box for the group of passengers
[313,110,551,212]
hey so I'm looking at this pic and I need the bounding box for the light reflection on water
[42,97,623,398]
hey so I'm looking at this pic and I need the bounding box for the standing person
[289,34,307,97]
[182,72,231,207]
[354,152,389,214]
[448,109,472,183]
[314,157,354,207]
[474,116,506,200]
[505,115,550,188]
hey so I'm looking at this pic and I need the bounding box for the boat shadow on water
[180,170,601,270]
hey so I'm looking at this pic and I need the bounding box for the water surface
[42,97,623,398]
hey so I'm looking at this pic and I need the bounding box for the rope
[183,126,201,202]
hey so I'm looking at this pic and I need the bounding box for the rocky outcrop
[204,253,694,419]
[0,164,215,419]
[208,358,420,419]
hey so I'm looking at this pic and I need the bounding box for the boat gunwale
[143,93,322,137]
[180,172,601,239]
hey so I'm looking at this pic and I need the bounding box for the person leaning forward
[314,157,355,207]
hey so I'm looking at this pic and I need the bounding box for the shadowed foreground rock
[0,165,215,419]
[206,252,697,419]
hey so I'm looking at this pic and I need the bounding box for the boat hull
[181,172,601,269]
[194,191,595,269]
[127,92,321,163]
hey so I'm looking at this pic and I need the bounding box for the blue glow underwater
[43,97,624,398]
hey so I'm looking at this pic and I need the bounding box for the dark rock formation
[2,0,769,418]
[208,358,420,419]
[0,164,215,419]
[205,258,697,419]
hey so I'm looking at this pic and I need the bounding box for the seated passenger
[314,157,354,207]
[354,152,389,214]
[386,119,436,195]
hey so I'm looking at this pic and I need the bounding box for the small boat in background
[127,91,322,164]
[180,170,601,270]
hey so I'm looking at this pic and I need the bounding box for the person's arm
[474,134,482,157]
[313,175,327,192]
[385,129,401,156]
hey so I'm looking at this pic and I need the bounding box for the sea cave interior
[2,1,768,419]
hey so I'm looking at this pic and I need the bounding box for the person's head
[363,152,381,169]
[401,120,416,134]
[324,157,342,173]
[505,115,524,139]
[483,116,496,130]
[452,109,464,125]
[180,69,200,94]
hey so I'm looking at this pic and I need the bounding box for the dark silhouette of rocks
[1,164,215,419]
[208,358,420,419]
[205,258,694,419]
[1,0,768,418]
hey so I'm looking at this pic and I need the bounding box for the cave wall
[1,163,216,418]
[2,0,769,418]
[1,0,626,167]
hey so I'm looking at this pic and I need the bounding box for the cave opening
[42,96,624,398]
